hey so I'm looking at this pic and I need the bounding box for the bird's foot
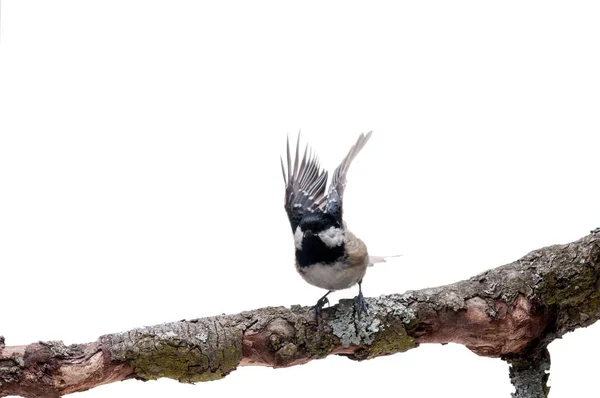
[354,280,369,316]
[355,290,368,316]
[313,292,332,321]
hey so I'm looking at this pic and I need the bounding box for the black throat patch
[295,212,344,267]
[295,234,345,267]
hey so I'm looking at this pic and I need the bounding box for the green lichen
[557,281,600,334]
[130,341,199,382]
[580,286,600,317]
[312,332,337,358]
[358,318,417,360]
[130,337,241,382]
[534,257,600,334]
[274,343,298,366]
[269,334,284,351]
[108,322,243,383]
[539,264,597,306]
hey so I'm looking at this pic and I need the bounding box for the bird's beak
[304,230,314,238]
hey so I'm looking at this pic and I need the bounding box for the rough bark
[1,232,599,398]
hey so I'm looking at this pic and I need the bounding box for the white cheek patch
[294,226,303,250]
[318,226,344,248]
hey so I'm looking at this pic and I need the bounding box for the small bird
[281,132,374,317]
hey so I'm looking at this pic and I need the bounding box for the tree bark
[2,232,599,398]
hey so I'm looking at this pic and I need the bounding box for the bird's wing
[325,131,373,221]
[281,134,328,232]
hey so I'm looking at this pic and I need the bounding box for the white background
[1,1,599,397]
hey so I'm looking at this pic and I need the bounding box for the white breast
[296,261,367,291]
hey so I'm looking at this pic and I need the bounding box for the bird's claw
[314,296,330,321]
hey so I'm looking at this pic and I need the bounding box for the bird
[281,131,375,318]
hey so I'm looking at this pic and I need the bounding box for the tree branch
[2,232,599,398]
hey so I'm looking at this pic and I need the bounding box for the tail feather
[368,254,402,266]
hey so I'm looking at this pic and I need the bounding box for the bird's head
[294,213,343,250]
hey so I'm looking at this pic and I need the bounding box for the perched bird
[281,132,374,317]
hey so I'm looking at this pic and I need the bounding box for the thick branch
[1,233,599,397]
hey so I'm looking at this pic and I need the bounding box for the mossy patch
[538,264,597,306]
[109,322,243,383]
[130,336,241,382]
[356,318,417,360]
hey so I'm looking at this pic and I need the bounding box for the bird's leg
[314,290,332,320]
[355,280,368,316]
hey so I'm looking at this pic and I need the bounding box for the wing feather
[282,133,328,231]
[282,131,372,230]
[325,131,373,220]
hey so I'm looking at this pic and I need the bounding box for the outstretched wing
[281,134,328,232]
[325,131,373,221]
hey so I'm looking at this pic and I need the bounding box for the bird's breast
[296,260,367,291]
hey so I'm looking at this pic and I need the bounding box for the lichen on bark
[104,317,244,382]
[505,347,551,398]
[329,296,417,360]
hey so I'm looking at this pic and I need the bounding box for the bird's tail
[368,254,402,266]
